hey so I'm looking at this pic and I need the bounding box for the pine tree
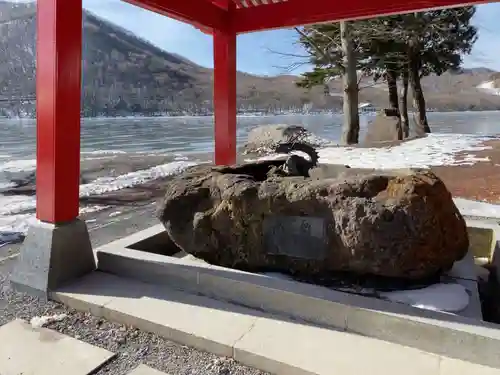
[296,7,477,140]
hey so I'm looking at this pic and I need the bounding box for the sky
[10,0,500,75]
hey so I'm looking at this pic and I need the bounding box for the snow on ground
[318,133,492,169]
[261,272,470,313]
[253,133,500,219]
[381,283,470,312]
[0,160,198,242]
[477,81,500,96]
[251,133,492,168]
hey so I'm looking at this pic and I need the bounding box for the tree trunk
[400,67,410,138]
[386,68,399,112]
[386,67,403,140]
[340,21,360,145]
[408,44,431,135]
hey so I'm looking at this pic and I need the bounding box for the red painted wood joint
[36,0,82,223]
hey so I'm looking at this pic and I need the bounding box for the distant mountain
[1,0,500,117]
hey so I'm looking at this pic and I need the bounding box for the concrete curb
[94,225,500,369]
[52,272,500,375]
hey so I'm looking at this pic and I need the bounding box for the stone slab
[234,316,441,375]
[0,319,115,375]
[53,272,260,358]
[128,364,169,375]
[10,219,96,298]
[53,272,500,375]
[440,358,500,375]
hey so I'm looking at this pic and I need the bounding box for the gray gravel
[0,210,269,375]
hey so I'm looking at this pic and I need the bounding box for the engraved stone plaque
[263,216,327,260]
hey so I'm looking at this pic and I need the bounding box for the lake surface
[1,111,500,161]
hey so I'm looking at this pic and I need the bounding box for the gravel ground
[0,220,269,375]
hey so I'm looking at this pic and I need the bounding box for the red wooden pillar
[36,0,82,223]
[213,13,237,165]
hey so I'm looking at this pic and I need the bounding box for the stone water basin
[155,162,500,321]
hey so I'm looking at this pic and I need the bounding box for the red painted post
[213,23,237,165]
[36,0,82,223]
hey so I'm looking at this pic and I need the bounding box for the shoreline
[1,133,500,250]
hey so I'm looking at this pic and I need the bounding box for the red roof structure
[21,0,490,295]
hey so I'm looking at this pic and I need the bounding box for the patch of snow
[30,314,68,328]
[0,182,15,189]
[477,81,500,96]
[261,272,470,314]
[80,205,111,215]
[109,211,122,217]
[174,154,189,161]
[81,150,127,156]
[0,159,36,173]
[318,134,492,169]
[261,272,295,281]
[78,161,197,197]
[476,265,490,282]
[381,283,470,312]
[0,161,198,245]
[251,133,493,169]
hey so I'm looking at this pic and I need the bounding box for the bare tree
[340,22,360,144]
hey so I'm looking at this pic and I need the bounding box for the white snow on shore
[1,133,500,242]
[318,133,492,169]
[251,133,492,168]
[477,81,500,96]
[0,160,198,238]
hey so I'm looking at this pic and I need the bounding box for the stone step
[0,319,115,375]
[52,271,500,375]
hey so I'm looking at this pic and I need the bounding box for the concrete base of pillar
[10,218,96,298]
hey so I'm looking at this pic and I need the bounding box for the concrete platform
[94,225,500,364]
[0,319,115,375]
[51,271,500,375]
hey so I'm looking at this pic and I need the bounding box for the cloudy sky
[13,0,500,75]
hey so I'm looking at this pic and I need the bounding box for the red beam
[233,0,491,33]
[213,18,237,165]
[123,0,229,32]
[36,0,82,223]
[210,0,231,9]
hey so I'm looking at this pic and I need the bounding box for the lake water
[1,112,500,161]
[1,111,500,238]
